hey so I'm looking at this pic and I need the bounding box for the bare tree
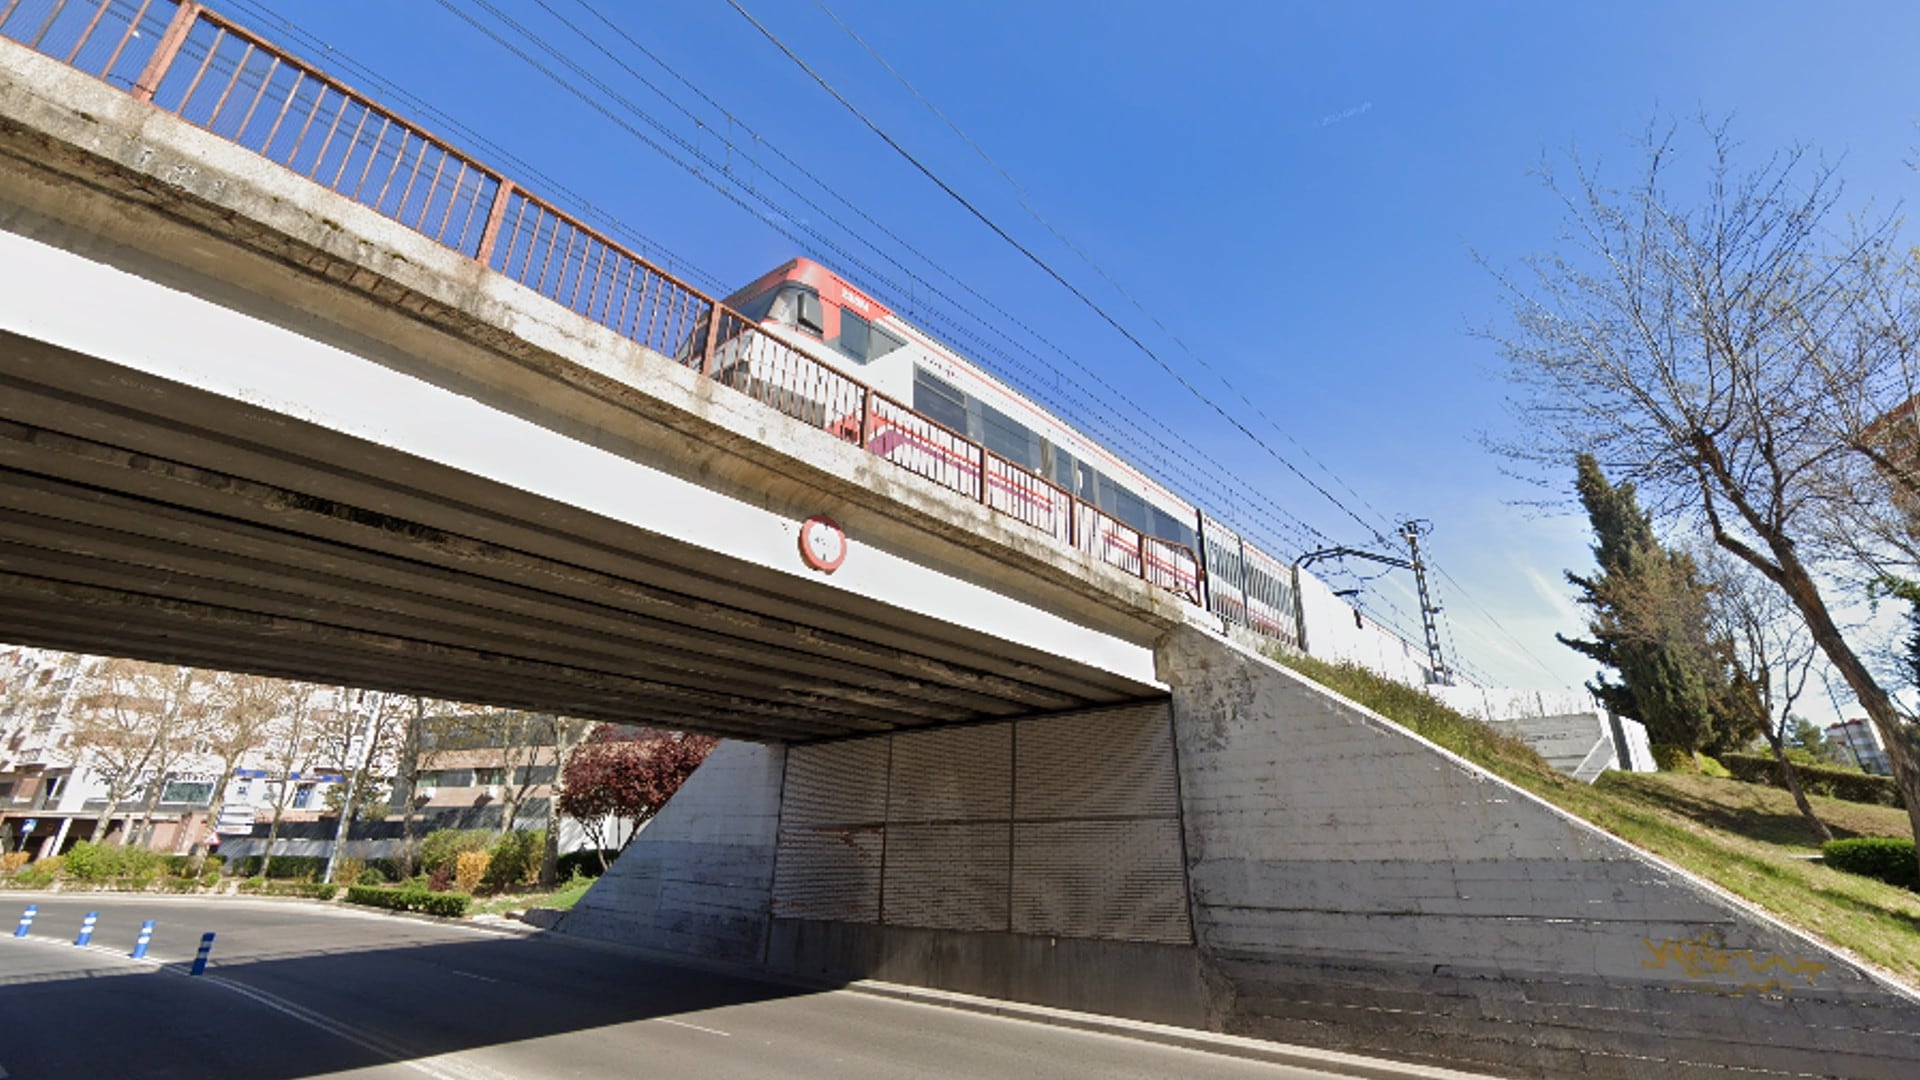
[257,686,320,879]
[67,660,205,847]
[539,715,590,886]
[191,673,306,869]
[318,689,406,884]
[1702,548,1831,841]
[1488,117,1920,866]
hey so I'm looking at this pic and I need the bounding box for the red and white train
[697,257,1299,645]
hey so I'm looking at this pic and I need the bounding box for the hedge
[1822,837,1919,891]
[238,879,341,901]
[1718,753,1905,808]
[345,884,471,918]
[231,855,330,880]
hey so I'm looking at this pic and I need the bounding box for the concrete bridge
[2,4,1917,1077]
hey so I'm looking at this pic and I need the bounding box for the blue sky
[217,0,1920,700]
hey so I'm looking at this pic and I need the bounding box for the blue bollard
[190,931,215,976]
[132,919,156,960]
[74,911,97,947]
[13,904,35,938]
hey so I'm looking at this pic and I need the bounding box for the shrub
[0,851,29,875]
[334,858,365,888]
[11,855,61,889]
[163,854,224,878]
[365,858,404,883]
[1697,754,1733,779]
[454,851,491,895]
[555,849,618,880]
[62,841,164,883]
[419,830,494,875]
[483,830,545,890]
[345,884,471,918]
[355,866,390,886]
[1823,838,1919,891]
[1720,754,1905,808]
[427,865,454,892]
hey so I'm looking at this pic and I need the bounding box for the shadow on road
[0,915,829,1078]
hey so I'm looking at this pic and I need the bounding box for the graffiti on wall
[1640,934,1827,996]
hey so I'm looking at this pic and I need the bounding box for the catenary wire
[721,0,1388,546]
[804,0,1402,543]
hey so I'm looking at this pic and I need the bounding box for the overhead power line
[720,0,1386,546]
[805,0,1400,543]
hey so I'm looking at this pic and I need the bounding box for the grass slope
[1278,653,1920,987]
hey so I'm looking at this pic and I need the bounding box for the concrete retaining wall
[560,741,785,965]
[1159,626,1920,1078]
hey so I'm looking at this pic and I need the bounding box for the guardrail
[0,0,1202,604]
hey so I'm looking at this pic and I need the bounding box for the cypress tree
[1559,455,1746,754]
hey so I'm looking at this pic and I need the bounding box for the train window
[913,367,969,434]
[870,325,906,360]
[1050,444,1076,492]
[836,309,872,363]
[1149,506,1196,548]
[1111,484,1150,533]
[980,403,1036,469]
[796,290,824,335]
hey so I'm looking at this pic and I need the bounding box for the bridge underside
[0,330,1161,739]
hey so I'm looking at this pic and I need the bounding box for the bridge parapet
[0,0,1200,612]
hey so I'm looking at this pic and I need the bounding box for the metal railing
[1,0,1202,605]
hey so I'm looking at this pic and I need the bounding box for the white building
[1825,718,1893,777]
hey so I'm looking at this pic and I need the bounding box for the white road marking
[447,969,499,983]
[657,1018,731,1037]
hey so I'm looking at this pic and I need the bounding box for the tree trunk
[91,797,120,847]
[189,754,241,873]
[1768,552,1920,874]
[394,697,423,877]
[1762,728,1832,843]
[260,792,287,879]
[539,720,579,887]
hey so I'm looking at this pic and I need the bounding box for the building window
[292,783,315,810]
[474,767,506,787]
[161,780,215,805]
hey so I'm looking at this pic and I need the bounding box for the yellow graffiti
[1640,935,1826,995]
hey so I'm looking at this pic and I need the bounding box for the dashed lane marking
[657,1018,731,1037]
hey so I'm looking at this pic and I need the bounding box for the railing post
[474,178,515,267]
[699,305,722,378]
[977,452,989,505]
[1138,534,1148,580]
[859,387,875,448]
[131,1,202,103]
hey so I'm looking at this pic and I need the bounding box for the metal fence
[1,0,1203,605]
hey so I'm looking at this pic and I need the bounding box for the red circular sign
[798,515,848,573]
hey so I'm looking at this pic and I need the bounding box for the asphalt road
[0,892,1472,1080]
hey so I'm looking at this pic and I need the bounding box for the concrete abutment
[562,628,1920,1079]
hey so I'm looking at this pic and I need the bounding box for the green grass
[467,873,597,918]
[1276,653,1920,987]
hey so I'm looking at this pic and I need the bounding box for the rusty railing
[0,0,1203,605]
